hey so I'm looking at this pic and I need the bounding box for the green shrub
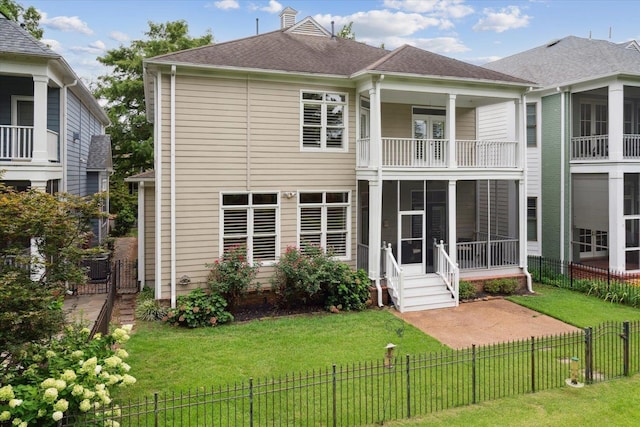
[135,299,168,321]
[325,267,371,311]
[458,280,477,300]
[270,246,325,308]
[483,278,518,295]
[0,324,135,426]
[207,245,260,311]
[164,288,233,328]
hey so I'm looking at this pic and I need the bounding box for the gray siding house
[0,13,112,243]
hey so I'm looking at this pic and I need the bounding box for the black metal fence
[527,255,640,307]
[64,320,640,426]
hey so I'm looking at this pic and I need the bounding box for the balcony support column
[446,94,457,168]
[609,83,624,161]
[368,76,384,281]
[609,170,625,271]
[447,180,457,264]
[32,75,49,162]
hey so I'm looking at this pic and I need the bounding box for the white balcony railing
[357,137,518,169]
[0,125,33,160]
[456,237,519,270]
[435,240,459,304]
[571,135,609,160]
[624,134,640,159]
[0,125,60,162]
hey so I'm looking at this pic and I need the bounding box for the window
[301,91,347,150]
[527,197,537,241]
[526,103,537,147]
[221,192,279,263]
[299,191,350,258]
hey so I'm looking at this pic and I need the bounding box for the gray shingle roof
[484,36,640,87]
[0,14,59,57]
[148,24,529,84]
[87,135,113,171]
[125,170,155,181]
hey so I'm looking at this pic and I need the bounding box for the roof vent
[280,6,298,29]
[546,39,560,48]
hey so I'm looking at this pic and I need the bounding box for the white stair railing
[435,240,459,306]
[383,243,404,312]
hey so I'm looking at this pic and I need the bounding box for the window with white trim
[299,191,350,258]
[221,192,279,263]
[526,103,537,147]
[527,197,537,241]
[301,91,347,150]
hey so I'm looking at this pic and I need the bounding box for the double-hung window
[526,103,537,147]
[301,91,347,151]
[527,197,537,241]
[221,192,279,264]
[299,191,350,259]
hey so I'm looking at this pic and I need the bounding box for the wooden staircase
[388,273,457,312]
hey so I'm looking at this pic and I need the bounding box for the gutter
[155,72,163,302]
[170,65,177,309]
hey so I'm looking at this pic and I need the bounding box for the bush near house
[206,245,260,311]
[458,280,477,300]
[483,278,518,295]
[163,288,233,328]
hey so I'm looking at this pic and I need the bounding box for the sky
[24,0,640,85]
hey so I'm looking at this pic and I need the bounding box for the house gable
[286,16,331,37]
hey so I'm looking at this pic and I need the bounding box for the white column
[368,86,381,168]
[368,180,382,279]
[448,180,457,263]
[447,94,457,168]
[32,75,49,162]
[518,179,528,268]
[609,83,624,162]
[609,170,626,271]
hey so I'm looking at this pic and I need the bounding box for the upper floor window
[301,91,347,151]
[526,103,537,147]
[221,192,279,264]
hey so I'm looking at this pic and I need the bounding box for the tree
[0,181,105,352]
[94,20,213,179]
[337,21,355,40]
[0,0,43,39]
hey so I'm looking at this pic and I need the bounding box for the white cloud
[383,0,474,19]
[473,6,531,33]
[41,38,63,52]
[213,0,239,10]
[260,0,283,14]
[40,12,93,35]
[314,10,443,39]
[109,31,129,42]
[70,40,107,55]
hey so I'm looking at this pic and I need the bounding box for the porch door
[399,211,424,274]
[413,114,445,164]
[360,107,370,138]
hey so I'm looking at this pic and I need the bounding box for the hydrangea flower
[61,369,77,382]
[79,399,92,412]
[52,411,63,422]
[43,387,58,403]
[8,399,22,408]
[0,411,10,422]
[53,398,69,412]
[0,385,14,401]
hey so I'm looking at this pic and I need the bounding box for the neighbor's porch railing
[383,243,404,312]
[357,138,518,168]
[0,125,59,161]
[434,240,459,305]
[571,135,609,160]
[623,134,640,159]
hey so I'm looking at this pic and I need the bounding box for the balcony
[357,137,519,169]
[0,125,59,162]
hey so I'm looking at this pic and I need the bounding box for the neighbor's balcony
[0,125,59,162]
[570,134,640,161]
[357,138,519,169]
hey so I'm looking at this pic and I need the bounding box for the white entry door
[413,114,445,165]
[399,211,424,274]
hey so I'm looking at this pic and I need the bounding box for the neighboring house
[485,36,640,272]
[0,13,112,244]
[129,8,534,311]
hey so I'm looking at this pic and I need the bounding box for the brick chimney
[279,6,298,29]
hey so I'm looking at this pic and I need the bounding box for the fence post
[570,261,573,288]
[405,354,411,419]
[607,268,611,291]
[154,392,159,427]
[623,321,630,377]
[332,364,337,427]
[530,336,535,393]
[249,378,254,427]
[584,327,593,384]
[471,345,476,404]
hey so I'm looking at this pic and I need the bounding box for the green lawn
[382,373,640,427]
[507,283,640,327]
[118,309,447,398]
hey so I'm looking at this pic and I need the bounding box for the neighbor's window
[526,103,537,147]
[221,192,279,263]
[299,191,350,258]
[527,197,537,241]
[301,91,347,150]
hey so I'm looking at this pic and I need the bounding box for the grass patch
[507,283,640,328]
[118,309,446,399]
[382,373,640,427]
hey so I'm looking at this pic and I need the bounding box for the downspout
[138,181,145,291]
[155,72,163,301]
[61,79,78,193]
[246,75,251,190]
[521,92,533,293]
[170,65,177,309]
[375,75,384,307]
[559,88,566,264]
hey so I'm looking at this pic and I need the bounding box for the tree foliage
[0,0,43,39]
[0,182,105,352]
[94,20,213,179]
[337,21,355,40]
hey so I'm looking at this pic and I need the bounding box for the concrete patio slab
[394,298,581,349]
